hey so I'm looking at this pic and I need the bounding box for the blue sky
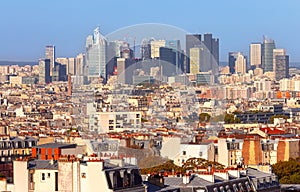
[0,0,299,61]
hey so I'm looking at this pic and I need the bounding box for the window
[233,184,238,192]
[199,152,203,156]
[48,173,51,178]
[183,151,186,155]
[109,126,114,130]
[41,173,46,181]
[136,114,140,118]
[30,173,34,182]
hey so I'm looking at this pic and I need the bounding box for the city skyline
[0,0,299,62]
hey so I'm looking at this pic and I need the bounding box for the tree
[271,158,300,184]
[199,113,211,122]
[224,113,241,124]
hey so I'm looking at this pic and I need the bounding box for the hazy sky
[0,0,299,61]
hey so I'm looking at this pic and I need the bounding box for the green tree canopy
[272,158,300,184]
[199,113,211,122]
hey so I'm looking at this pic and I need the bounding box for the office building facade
[275,55,289,81]
[250,43,262,68]
[38,59,51,84]
[45,45,55,76]
[262,38,276,72]
[86,27,107,79]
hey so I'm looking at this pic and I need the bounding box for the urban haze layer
[0,23,299,192]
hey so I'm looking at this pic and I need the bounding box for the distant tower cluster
[248,37,289,80]
[185,33,219,74]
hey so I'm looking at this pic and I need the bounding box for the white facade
[235,53,246,74]
[89,111,142,133]
[11,158,145,192]
[174,143,215,166]
[218,138,244,167]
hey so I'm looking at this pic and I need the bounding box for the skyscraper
[86,27,107,79]
[273,49,286,67]
[159,47,176,77]
[186,34,201,73]
[273,49,289,80]
[202,33,219,74]
[68,58,76,75]
[38,58,51,84]
[141,39,151,60]
[189,47,202,75]
[228,52,239,74]
[75,53,86,76]
[235,52,247,74]
[262,37,276,72]
[45,45,55,76]
[165,40,183,74]
[250,43,262,68]
[150,40,165,59]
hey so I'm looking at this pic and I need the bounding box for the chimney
[182,174,192,184]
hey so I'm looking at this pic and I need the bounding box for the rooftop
[34,142,77,149]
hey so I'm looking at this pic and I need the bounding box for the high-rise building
[141,39,151,60]
[165,40,183,74]
[250,43,262,68]
[159,47,176,77]
[185,33,219,74]
[186,34,201,73]
[45,45,55,76]
[68,58,76,75]
[75,53,86,76]
[52,63,67,82]
[274,54,289,81]
[38,59,51,84]
[228,52,239,74]
[86,27,107,79]
[262,37,276,72]
[117,58,134,84]
[202,33,219,74]
[273,49,286,67]
[235,53,247,74]
[189,47,202,75]
[150,40,165,59]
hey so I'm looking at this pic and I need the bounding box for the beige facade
[250,43,261,67]
[235,53,246,74]
[150,40,165,58]
[189,47,202,75]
